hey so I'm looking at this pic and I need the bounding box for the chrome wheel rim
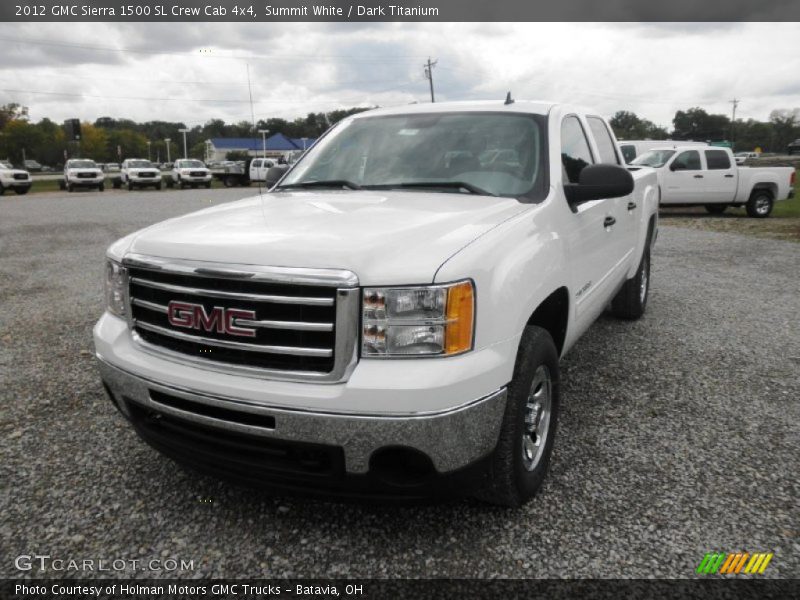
[522,365,552,471]
[640,254,649,305]
[755,196,770,215]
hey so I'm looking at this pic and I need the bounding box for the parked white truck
[631,146,795,216]
[166,159,212,189]
[95,101,659,505]
[116,159,163,191]
[0,160,32,195]
[61,159,105,192]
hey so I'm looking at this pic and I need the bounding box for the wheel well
[751,183,776,199]
[526,288,569,357]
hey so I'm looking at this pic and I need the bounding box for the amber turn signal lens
[445,280,474,355]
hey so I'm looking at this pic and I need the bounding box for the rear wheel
[611,249,650,320]
[0,183,5,195]
[223,176,237,188]
[474,326,560,507]
[704,204,727,214]
[746,190,773,218]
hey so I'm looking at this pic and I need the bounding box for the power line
[424,57,437,103]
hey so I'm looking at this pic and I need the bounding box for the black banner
[4,579,800,600]
[3,0,800,22]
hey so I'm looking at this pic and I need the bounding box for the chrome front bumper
[97,358,507,475]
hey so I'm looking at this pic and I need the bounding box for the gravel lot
[1,189,798,579]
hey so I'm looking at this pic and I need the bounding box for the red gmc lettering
[166,301,257,337]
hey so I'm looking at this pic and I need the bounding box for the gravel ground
[1,189,798,579]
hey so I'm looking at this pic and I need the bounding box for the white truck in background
[95,100,659,506]
[631,146,795,217]
[61,159,105,192]
[618,140,708,164]
[116,159,163,191]
[166,159,212,189]
[0,160,32,195]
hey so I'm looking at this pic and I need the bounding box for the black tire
[166,178,174,189]
[67,182,73,193]
[59,180,66,191]
[98,182,105,192]
[113,179,121,189]
[223,176,237,188]
[704,204,727,215]
[0,183,5,196]
[15,187,30,195]
[127,181,134,191]
[474,325,560,507]
[611,249,650,320]
[155,182,162,190]
[205,182,212,189]
[746,190,773,218]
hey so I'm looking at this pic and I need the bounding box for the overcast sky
[1,22,799,129]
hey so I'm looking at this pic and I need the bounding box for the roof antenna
[504,91,514,105]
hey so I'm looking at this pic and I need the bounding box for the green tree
[672,108,730,141]
[1,119,44,165]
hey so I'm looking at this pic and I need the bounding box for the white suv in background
[0,160,32,195]
[119,159,163,190]
[167,159,212,189]
[62,159,105,192]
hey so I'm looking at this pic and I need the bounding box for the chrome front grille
[122,254,359,382]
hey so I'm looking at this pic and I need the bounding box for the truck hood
[125,190,528,285]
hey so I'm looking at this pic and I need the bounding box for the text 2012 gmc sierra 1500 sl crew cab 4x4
[94,101,659,505]
[631,146,795,217]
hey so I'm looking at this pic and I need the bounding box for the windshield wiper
[277,180,361,190]
[364,181,497,197]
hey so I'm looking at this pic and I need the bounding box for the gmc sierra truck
[0,160,32,195]
[631,145,795,216]
[95,101,659,505]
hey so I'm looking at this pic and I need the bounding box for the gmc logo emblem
[167,301,257,338]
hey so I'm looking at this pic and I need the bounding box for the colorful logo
[696,552,773,575]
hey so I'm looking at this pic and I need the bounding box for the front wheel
[611,249,650,320]
[746,190,773,218]
[704,204,727,214]
[474,325,560,507]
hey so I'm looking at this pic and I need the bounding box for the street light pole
[301,137,308,151]
[258,129,270,159]
[146,141,151,162]
[164,138,171,164]
[178,129,189,159]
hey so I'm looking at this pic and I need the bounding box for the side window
[252,159,261,168]
[705,150,731,170]
[587,117,620,164]
[561,116,594,184]
[620,144,637,164]
[671,150,701,171]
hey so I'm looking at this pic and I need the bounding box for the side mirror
[669,162,683,171]
[265,164,290,188]
[564,164,634,206]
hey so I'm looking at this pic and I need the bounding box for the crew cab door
[661,149,703,203]
[702,148,737,203]
[560,115,623,325]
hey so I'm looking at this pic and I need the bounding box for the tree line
[609,107,800,152]
[0,104,370,166]
[1,102,799,167]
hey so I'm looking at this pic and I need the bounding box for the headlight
[104,260,127,318]
[362,280,474,357]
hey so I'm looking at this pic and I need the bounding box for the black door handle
[724,174,734,178]
[604,216,616,228]
[694,174,704,178]
[627,202,637,211]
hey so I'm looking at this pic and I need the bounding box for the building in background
[206,133,315,161]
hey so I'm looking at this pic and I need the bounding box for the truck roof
[351,100,560,118]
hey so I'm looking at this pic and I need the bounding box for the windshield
[68,160,97,169]
[176,160,205,168]
[631,149,676,168]
[280,112,546,199]
[128,160,152,168]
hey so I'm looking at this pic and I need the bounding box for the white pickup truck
[0,160,32,195]
[61,159,105,192]
[631,146,795,217]
[94,101,659,505]
[166,159,212,189]
[117,159,163,191]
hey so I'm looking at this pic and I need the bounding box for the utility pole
[178,128,189,159]
[729,98,739,148]
[424,57,437,103]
